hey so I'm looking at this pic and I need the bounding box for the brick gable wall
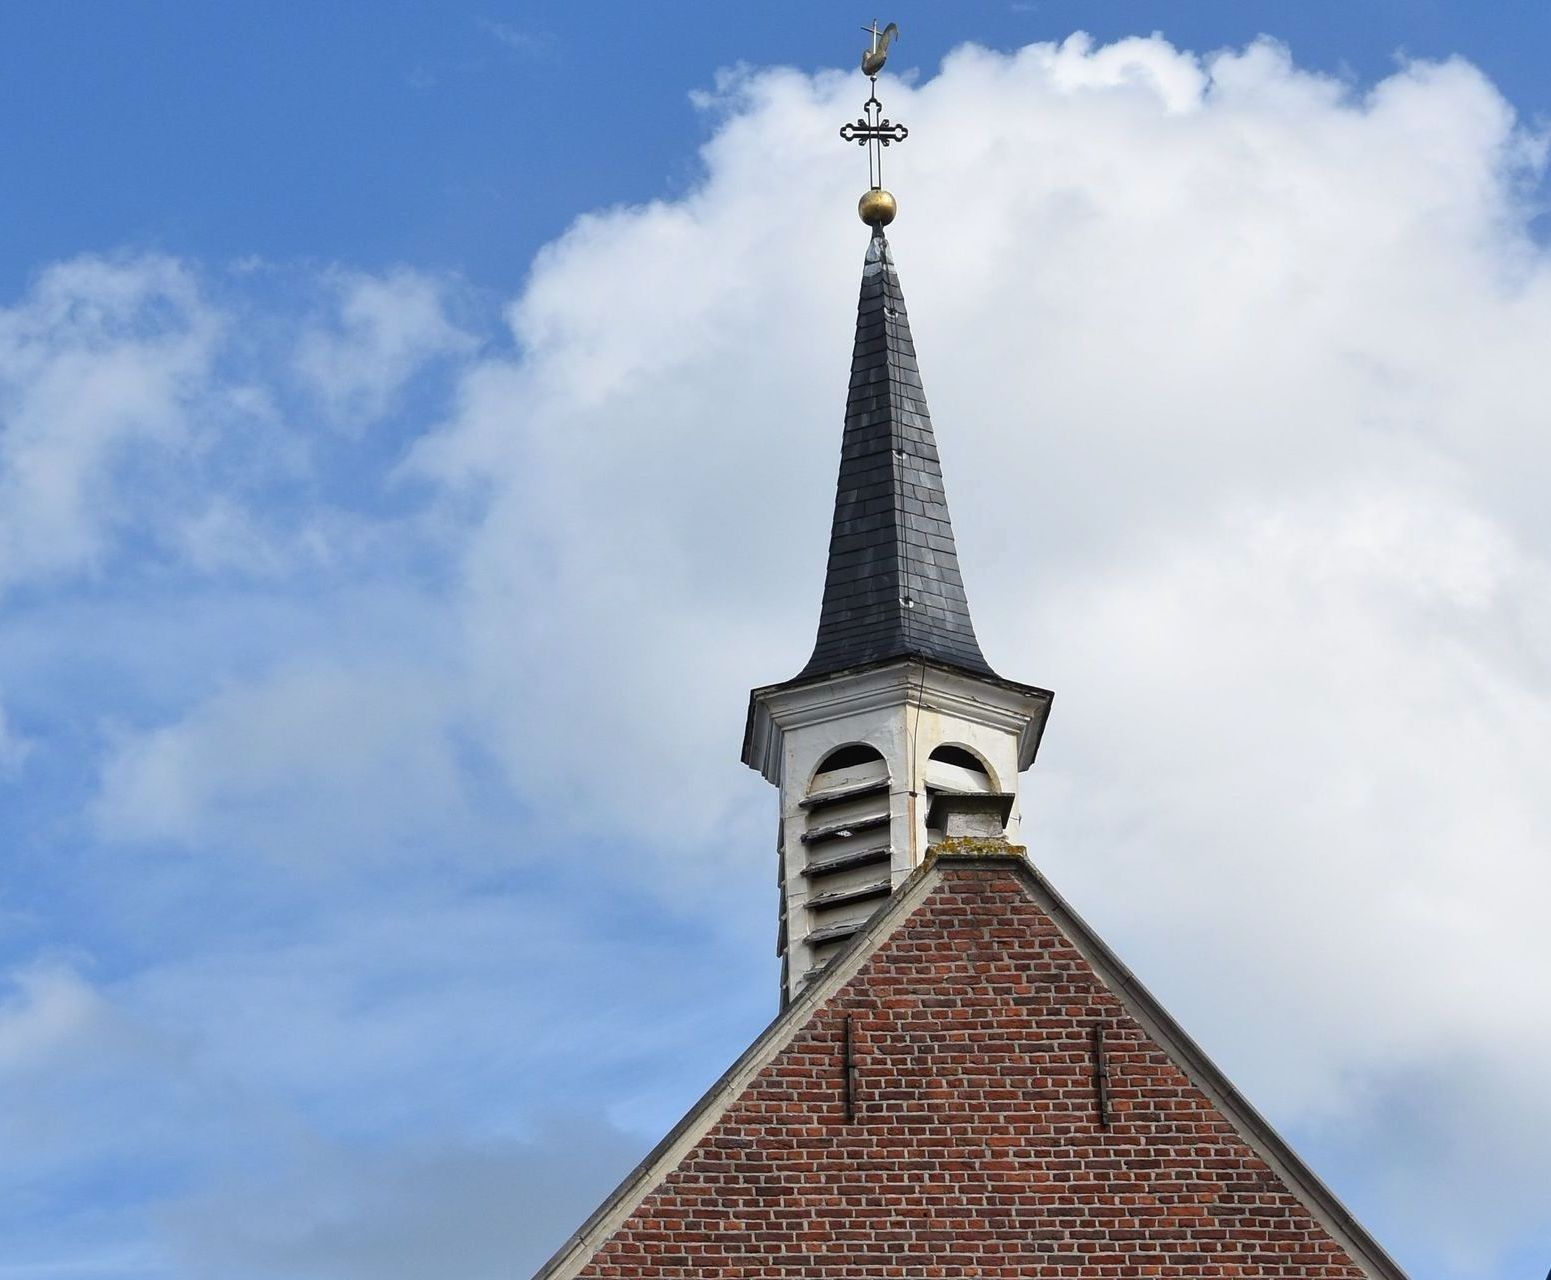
[574,866,1371,1278]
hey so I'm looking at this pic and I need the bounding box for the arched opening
[816,743,886,774]
[928,745,988,776]
[924,743,997,800]
[808,743,889,796]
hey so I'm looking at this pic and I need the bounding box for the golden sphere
[858,188,898,227]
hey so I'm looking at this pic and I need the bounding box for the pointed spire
[797,229,995,681]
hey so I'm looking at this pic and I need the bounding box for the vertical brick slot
[842,1014,858,1124]
[1092,1021,1112,1129]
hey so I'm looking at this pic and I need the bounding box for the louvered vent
[799,744,892,982]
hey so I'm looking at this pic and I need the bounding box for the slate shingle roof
[796,228,996,682]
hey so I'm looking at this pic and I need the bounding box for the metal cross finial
[839,20,907,211]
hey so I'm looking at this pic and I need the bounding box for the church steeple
[741,27,1052,1004]
[799,226,994,682]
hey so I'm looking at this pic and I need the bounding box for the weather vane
[839,20,907,227]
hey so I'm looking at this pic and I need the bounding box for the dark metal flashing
[795,228,996,683]
[529,850,1409,1280]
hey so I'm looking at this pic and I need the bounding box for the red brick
[564,865,1384,1279]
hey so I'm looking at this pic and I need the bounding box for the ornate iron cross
[839,21,908,191]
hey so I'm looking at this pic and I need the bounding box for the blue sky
[6,2,1549,297]
[1,5,1550,1279]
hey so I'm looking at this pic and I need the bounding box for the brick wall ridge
[532,848,1409,1280]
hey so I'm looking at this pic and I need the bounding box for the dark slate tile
[793,231,996,683]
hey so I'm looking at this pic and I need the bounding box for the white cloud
[94,658,471,861]
[0,870,767,1275]
[0,878,762,1275]
[479,19,557,61]
[294,269,473,431]
[0,960,204,1180]
[0,256,219,589]
[0,963,106,1073]
[0,257,469,597]
[1019,483,1551,1263]
[162,1122,644,1280]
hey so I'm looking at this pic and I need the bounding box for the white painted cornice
[742,659,1052,784]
